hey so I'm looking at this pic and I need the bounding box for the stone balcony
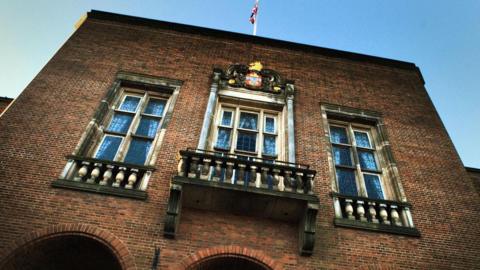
[52,155,155,200]
[163,148,320,256]
[332,193,420,236]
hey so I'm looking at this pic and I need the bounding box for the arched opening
[2,234,123,270]
[188,254,272,270]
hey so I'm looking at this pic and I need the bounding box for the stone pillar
[197,70,222,150]
[286,83,296,163]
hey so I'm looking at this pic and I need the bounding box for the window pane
[265,117,275,133]
[221,111,233,126]
[354,131,371,148]
[239,112,258,130]
[333,146,352,166]
[215,128,231,149]
[95,136,122,161]
[336,168,357,196]
[236,131,257,152]
[330,126,349,144]
[364,174,384,199]
[136,118,160,138]
[359,151,377,170]
[119,96,141,112]
[107,114,133,134]
[263,135,276,156]
[124,139,152,165]
[144,99,166,116]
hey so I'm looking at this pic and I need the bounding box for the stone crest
[225,61,285,93]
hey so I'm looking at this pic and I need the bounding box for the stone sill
[334,218,421,237]
[52,179,147,200]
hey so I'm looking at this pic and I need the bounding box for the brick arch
[172,245,282,270]
[0,223,137,270]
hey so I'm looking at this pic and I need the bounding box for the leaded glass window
[213,105,280,159]
[95,135,122,160]
[124,138,152,165]
[336,168,357,196]
[237,132,257,152]
[364,174,384,199]
[94,93,169,165]
[107,114,133,134]
[119,96,141,112]
[329,123,384,199]
[239,112,258,130]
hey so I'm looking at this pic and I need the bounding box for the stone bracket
[299,202,318,256]
[163,183,183,239]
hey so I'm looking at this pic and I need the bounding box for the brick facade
[0,11,479,269]
[0,97,13,115]
[466,167,480,195]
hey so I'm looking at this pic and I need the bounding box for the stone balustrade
[177,148,316,194]
[332,193,419,235]
[59,155,154,191]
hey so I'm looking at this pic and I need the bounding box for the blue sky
[1,0,479,167]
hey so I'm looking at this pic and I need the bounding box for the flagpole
[253,0,259,36]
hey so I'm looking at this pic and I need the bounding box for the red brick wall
[0,98,13,114]
[0,15,479,269]
[466,168,480,195]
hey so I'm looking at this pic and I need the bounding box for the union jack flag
[249,1,258,24]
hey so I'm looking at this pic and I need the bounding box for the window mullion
[348,124,368,197]
[231,107,240,154]
[258,110,264,158]
[116,93,147,161]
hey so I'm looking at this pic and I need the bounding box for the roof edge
[85,10,424,83]
[466,167,480,173]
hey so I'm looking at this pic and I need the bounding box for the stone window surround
[197,69,296,163]
[321,103,419,236]
[53,71,182,199]
[73,72,182,164]
[210,101,285,160]
[321,103,408,202]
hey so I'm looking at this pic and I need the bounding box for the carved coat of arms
[245,62,263,89]
[225,61,286,94]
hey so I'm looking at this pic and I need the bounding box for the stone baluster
[293,172,303,192]
[236,164,246,185]
[249,166,258,187]
[379,203,390,225]
[273,169,283,191]
[139,170,152,191]
[74,161,90,181]
[125,169,139,189]
[356,200,367,222]
[86,163,102,184]
[333,197,343,218]
[401,206,414,228]
[368,202,379,223]
[306,174,314,194]
[284,170,292,191]
[200,158,211,180]
[99,165,114,186]
[225,162,234,183]
[113,167,126,187]
[178,155,188,177]
[188,157,200,178]
[390,205,402,226]
[345,199,355,220]
[259,167,269,188]
[212,160,223,182]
